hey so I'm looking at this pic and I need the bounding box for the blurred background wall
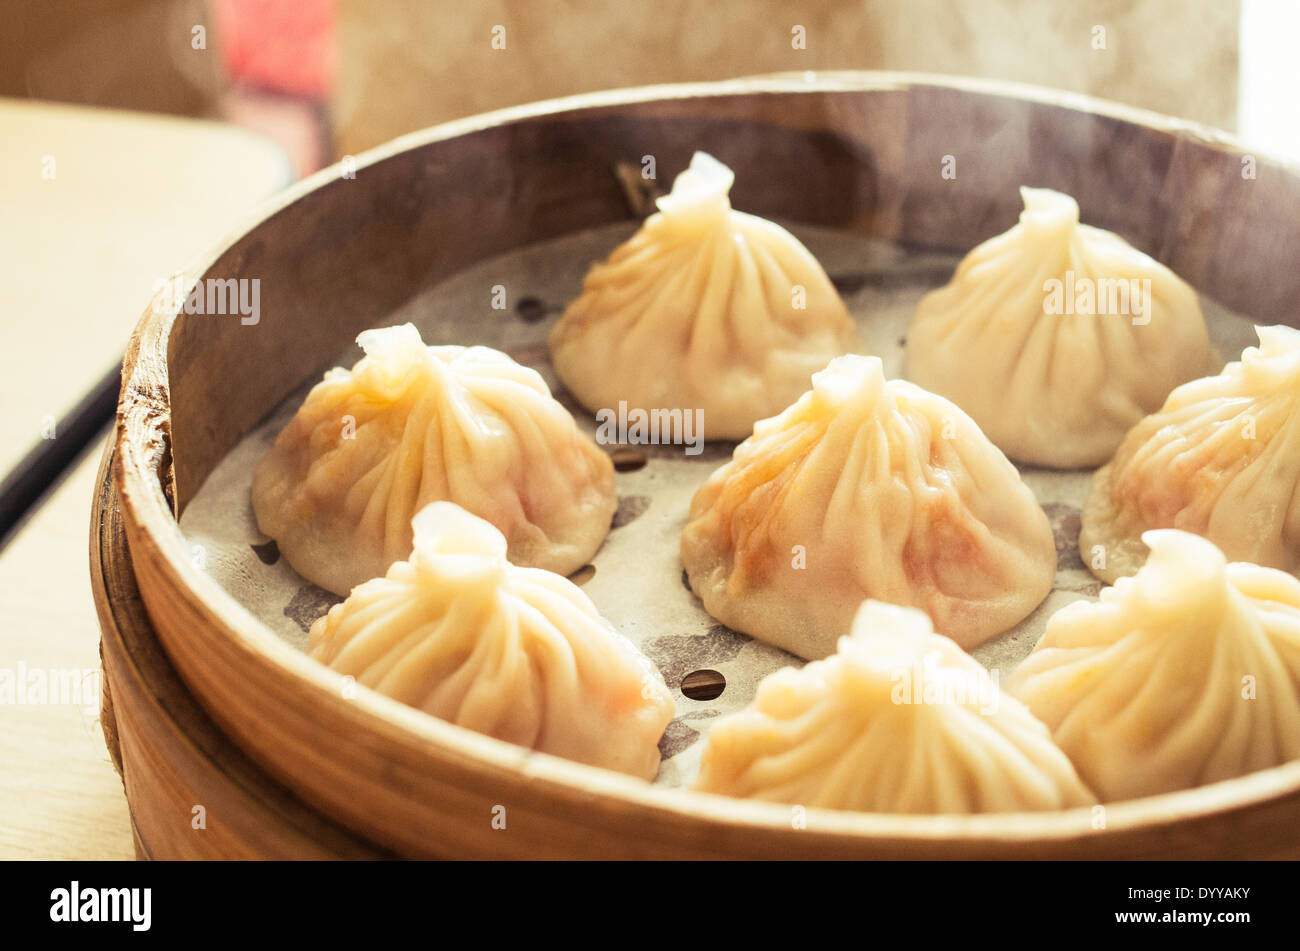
[334,0,1241,156]
[0,0,221,116]
[5,0,1289,176]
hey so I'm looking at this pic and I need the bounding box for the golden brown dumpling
[680,354,1057,658]
[253,323,616,595]
[1081,325,1300,583]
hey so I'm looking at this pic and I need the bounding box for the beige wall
[335,0,1240,157]
[0,0,220,116]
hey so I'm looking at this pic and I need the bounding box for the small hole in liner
[681,669,726,701]
[251,539,280,565]
[610,447,647,471]
[515,296,548,322]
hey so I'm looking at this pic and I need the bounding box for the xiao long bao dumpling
[693,601,1095,813]
[906,187,1219,468]
[680,354,1057,659]
[1007,530,1300,801]
[1081,325,1300,584]
[548,151,861,441]
[309,503,676,779]
[253,323,616,596]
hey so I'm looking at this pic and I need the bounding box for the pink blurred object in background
[213,0,335,178]
[214,0,335,98]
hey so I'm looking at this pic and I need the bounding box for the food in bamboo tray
[309,502,676,779]
[549,151,862,441]
[1007,529,1300,800]
[253,322,616,595]
[694,600,1095,813]
[680,354,1057,659]
[1081,325,1300,583]
[906,187,1219,468]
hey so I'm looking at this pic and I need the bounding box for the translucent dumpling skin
[548,151,861,441]
[680,355,1057,659]
[1081,325,1300,583]
[694,601,1095,813]
[1007,530,1300,801]
[310,502,676,779]
[906,188,1219,468]
[252,323,617,595]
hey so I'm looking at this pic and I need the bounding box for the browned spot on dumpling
[902,490,991,591]
[719,429,822,582]
[1107,402,1274,534]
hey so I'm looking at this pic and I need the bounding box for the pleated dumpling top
[549,151,861,440]
[694,601,1095,813]
[681,354,1057,658]
[310,502,676,780]
[1008,530,1300,800]
[1081,325,1300,583]
[906,187,1218,468]
[253,323,616,595]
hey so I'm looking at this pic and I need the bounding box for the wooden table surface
[0,436,133,859]
[0,99,290,860]
[0,97,290,480]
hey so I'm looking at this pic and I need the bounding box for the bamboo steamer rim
[93,441,395,859]
[112,71,1300,854]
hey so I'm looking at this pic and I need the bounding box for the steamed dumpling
[694,601,1095,813]
[680,354,1057,659]
[548,151,861,440]
[1006,530,1300,801]
[906,187,1219,468]
[252,323,617,595]
[1081,325,1300,583]
[309,502,676,779]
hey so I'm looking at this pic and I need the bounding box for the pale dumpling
[906,187,1219,468]
[1006,530,1300,801]
[309,502,676,779]
[680,354,1057,659]
[252,323,617,595]
[1081,325,1300,583]
[693,601,1095,813]
[548,151,861,440]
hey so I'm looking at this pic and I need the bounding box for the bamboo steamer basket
[92,442,388,858]
[101,73,1300,859]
